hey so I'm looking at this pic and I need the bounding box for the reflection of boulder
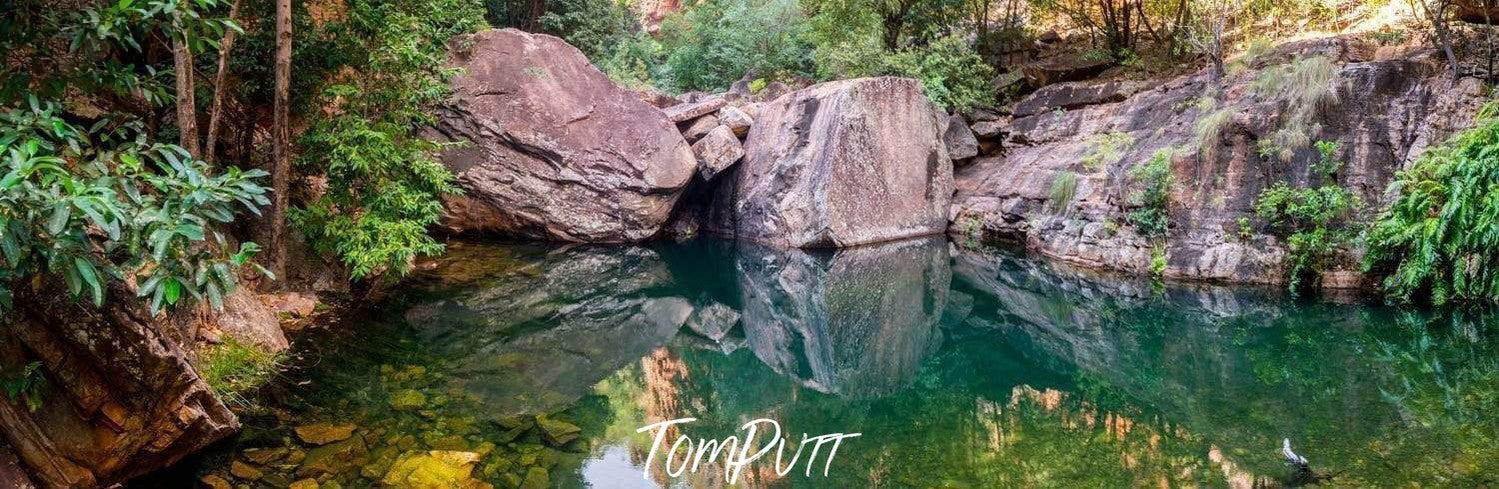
[736,237,950,399]
[404,247,689,417]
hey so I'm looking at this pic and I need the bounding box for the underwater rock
[241,447,288,465]
[294,423,356,446]
[200,474,232,489]
[536,417,582,447]
[298,437,368,477]
[520,466,549,489]
[381,450,486,489]
[289,479,319,489]
[229,461,263,480]
[389,389,428,411]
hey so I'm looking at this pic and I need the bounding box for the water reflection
[163,238,1499,488]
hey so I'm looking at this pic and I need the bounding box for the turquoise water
[167,237,1498,487]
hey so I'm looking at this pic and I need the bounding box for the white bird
[1282,438,1309,469]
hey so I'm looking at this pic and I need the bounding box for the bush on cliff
[1365,104,1499,305]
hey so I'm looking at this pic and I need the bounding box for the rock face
[432,28,696,242]
[0,282,238,486]
[706,77,954,248]
[949,37,1486,284]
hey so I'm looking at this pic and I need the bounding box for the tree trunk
[171,22,199,158]
[271,0,292,281]
[205,0,242,164]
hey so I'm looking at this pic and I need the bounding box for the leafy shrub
[878,34,997,111]
[1254,181,1360,294]
[654,0,813,93]
[1365,105,1499,304]
[539,0,637,61]
[293,0,484,281]
[1,100,270,313]
[1129,149,1175,239]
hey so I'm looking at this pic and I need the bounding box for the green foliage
[1150,245,1167,278]
[292,0,485,281]
[1049,170,1079,213]
[1365,106,1499,304]
[199,338,284,409]
[1254,174,1360,294]
[539,0,637,60]
[1128,148,1175,240]
[1,100,270,314]
[876,34,996,111]
[0,361,47,412]
[653,0,813,93]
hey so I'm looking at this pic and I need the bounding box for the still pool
[153,237,1499,487]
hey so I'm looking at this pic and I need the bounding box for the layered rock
[432,28,696,242]
[949,37,1486,284]
[1,283,240,486]
[706,77,954,248]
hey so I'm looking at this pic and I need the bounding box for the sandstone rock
[201,474,232,489]
[432,29,695,242]
[663,96,727,123]
[1020,55,1113,88]
[970,120,1005,139]
[229,461,263,480]
[692,125,744,181]
[295,423,357,445]
[944,114,979,161]
[1320,270,1364,289]
[678,114,720,142]
[718,106,753,136]
[949,36,1485,284]
[263,292,319,318]
[1,281,238,487]
[381,451,485,489]
[242,447,288,465]
[298,437,368,477]
[1012,81,1141,118]
[685,302,740,341]
[536,416,582,447]
[390,389,427,411]
[289,479,320,489]
[706,77,953,248]
[202,288,288,352]
[520,467,549,489]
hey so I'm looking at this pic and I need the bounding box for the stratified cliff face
[0,283,240,487]
[949,37,1486,285]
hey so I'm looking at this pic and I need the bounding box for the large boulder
[706,77,953,248]
[1,282,238,486]
[431,29,696,242]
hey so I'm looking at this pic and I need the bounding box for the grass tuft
[199,338,285,409]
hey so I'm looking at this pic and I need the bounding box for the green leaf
[163,278,181,305]
[74,257,103,306]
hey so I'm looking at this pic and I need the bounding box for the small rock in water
[389,389,428,411]
[289,479,319,489]
[242,447,288,465]
[535,416,582,447]
[382,450,485,488]
[298,437,369,477]
[295,422,357,445]
[200,474,232,489]
[230,461,264,480]
[520,466,549,489]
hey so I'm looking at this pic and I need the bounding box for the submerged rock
[381,451,485,489]
[298,437,368,477]
[432,28,695,242]
[390,389,428,411]
[294,423,356,446]
[707,77,953,247]
[536,416,582,447]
